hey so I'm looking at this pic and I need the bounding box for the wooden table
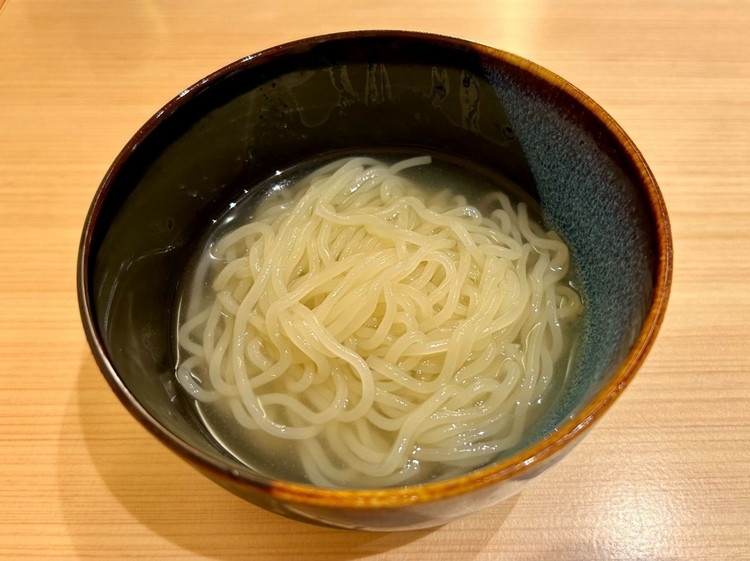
[1,0,748,559]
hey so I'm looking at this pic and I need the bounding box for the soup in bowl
[77,31,672,530]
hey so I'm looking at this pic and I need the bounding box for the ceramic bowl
[78,31,672,531]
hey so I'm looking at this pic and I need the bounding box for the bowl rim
[78,29,673,509]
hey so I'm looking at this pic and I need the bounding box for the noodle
[176,156,582,488]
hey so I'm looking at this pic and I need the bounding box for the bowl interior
[82,33,661,487]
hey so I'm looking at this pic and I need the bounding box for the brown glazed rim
[78,30,673,510]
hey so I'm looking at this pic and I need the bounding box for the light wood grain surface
[1,0,749,559]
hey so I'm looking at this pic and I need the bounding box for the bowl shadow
[58,352,517,560]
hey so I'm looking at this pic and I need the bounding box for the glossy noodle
[176,156,582,488]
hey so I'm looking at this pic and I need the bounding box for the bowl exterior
[194,441,577,530]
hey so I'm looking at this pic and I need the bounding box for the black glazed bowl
[78,31,672,531]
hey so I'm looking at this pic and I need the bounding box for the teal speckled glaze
[484,66,658,447]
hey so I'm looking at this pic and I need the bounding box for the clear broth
[173,150,584,488]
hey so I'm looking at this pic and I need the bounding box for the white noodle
[177,157,582,488]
